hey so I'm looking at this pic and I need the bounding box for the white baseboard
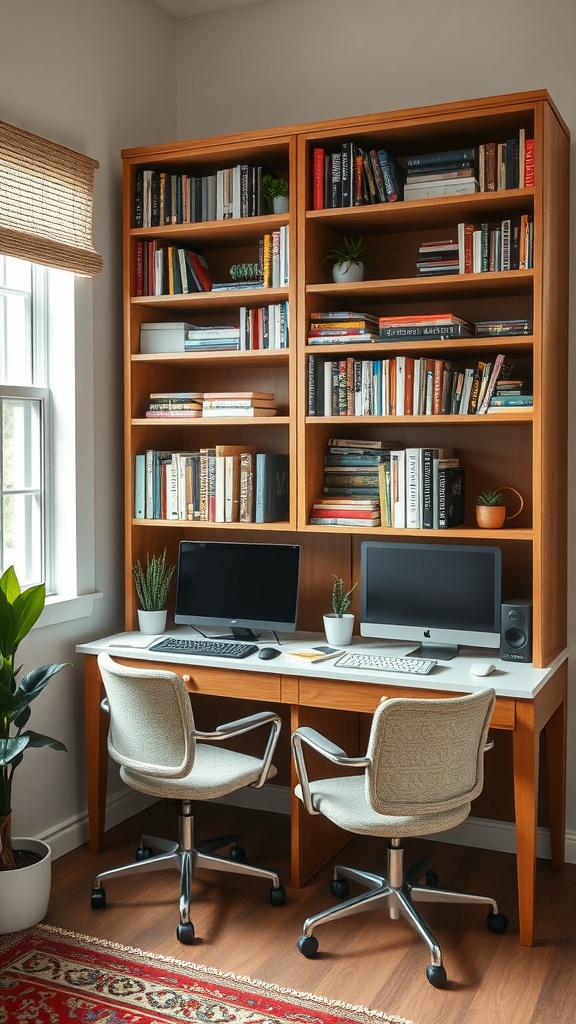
[39,784,575,867]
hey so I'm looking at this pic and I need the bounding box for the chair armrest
[194,711,282,790]
[291,726,370,816]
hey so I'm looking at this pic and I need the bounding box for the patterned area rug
[0,925,413,1024]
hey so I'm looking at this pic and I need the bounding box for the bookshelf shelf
[122,90,568,669]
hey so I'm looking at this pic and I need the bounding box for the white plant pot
[0,838,52,934]
[323,613,355,646]
[332,261,365,284]
[137,608,167,634]
[272,195,289,213]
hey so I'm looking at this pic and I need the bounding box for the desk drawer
[118,657,282,702]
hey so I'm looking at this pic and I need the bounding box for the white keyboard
[334,652,437,675]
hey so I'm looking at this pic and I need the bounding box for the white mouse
[470,662,496,677]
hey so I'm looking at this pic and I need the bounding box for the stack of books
[487,377,533,413]
[145,392,203,418]
[378,313,473,341]
[474,318,532,337]
[308,311,379,345]
[310,439,383,525]
[416,240,461,277]
[201,391,277,417]
[403,147,478,201]
[185,324,240,352]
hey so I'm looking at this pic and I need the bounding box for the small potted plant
[261,174,289,214]
[324,236,377,283]
[0,565,69,933]
[476,487,524,529]
[323,574,358,646]
[132,548,176,633]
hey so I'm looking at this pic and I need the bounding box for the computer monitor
[174,540,301,640]
[360,541,502,659]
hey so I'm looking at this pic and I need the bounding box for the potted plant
[132,548,176,633]
[261,174,289,213]
[0,565,69,932]
[476,487,524,529]
[324,236,377,283]
[323,574,358,646]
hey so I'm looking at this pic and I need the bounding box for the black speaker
[500,598,532,662]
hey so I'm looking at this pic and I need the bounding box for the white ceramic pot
[323,613,355,646]
[137,608,167,634]
[272,195,289,213]
[0,837,52,934]
[332,261,365,284]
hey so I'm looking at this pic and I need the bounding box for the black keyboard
[149,637,258,659]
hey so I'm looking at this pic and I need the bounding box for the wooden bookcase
[121,90,569,669]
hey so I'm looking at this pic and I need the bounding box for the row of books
[134,447,289,523]
[311,134,534,210]
[457,216,534,274]
[307,352,518,417]
[315,439,464,530]
[133,164,280,227]
[145,391,278,420]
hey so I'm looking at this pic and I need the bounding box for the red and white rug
[0,925,412,1024]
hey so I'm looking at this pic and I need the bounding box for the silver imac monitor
[360,541,502,659]
[174,540,301,640]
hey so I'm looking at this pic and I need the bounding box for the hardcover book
[254,453,289,523]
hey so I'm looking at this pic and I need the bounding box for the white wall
[174,0,576,850]
[0,0,176,845]
[1,0,574,859]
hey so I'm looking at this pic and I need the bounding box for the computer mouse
[258,646,282,660]
[470,662,496,677]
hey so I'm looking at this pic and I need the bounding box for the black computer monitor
[174,540,301,640]
[360,541,502,659]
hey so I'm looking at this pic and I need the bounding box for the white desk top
[76,627,568,701]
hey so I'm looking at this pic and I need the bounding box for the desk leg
[544,673,567,871]
[84,655,108,853]
[512,700,538,947]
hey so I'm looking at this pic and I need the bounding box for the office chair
[292,688,507,987]
[91,652,285,943]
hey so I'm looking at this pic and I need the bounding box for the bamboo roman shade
[0,120,103,276]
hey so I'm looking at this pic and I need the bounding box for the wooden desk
[77,631,567,947]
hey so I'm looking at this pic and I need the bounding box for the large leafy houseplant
[0,566,68,871]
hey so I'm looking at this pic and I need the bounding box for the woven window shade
[0,120,103,276]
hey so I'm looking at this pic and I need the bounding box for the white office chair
[91,652,285,943]
[292,687,507,987]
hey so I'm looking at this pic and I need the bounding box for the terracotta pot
[476,487,523,529]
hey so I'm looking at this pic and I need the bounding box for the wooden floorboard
[45,800,576,1024]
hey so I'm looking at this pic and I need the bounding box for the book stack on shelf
[140,322,193,354]
[404,147,478,201]
[474,318,532,337]
[309,438,383,526]
[378,313,473,341]
[134,447,288,524]
[378,447,464,530]
[201,392,277,418]
[185,324,240,352]
[145,392,203,419]
[416,240,461,277]
[307,310,379,345]
[487,376,533,413]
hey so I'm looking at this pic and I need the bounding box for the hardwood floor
[45,800,576,1024]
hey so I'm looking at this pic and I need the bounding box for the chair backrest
[97,652,196,778]
[365,688,495,818]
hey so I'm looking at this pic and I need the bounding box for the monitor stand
[414,642,459,661]
[216,627,261,641]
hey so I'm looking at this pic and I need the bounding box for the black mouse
[258,647,281,660]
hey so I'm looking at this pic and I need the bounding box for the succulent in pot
[132,548,176,612]
[331,574,358,617]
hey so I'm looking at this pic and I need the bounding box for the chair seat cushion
[122,743,277,800]
[295,774,470,838]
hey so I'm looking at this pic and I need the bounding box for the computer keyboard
[149,637,258,659]
[334,652,437,675]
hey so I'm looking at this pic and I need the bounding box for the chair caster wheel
[270,884,286,906]
[136,846,153,860]
[426,964,447,988]
[229,844,246,862]
[91,887,106,909]
[487,911,508,934]
[425,871,439,887]
[331,878,350,899]
[176,922,195,944]
[297,935,319,959]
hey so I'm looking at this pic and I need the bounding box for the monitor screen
[360,541,502,658]
[174,540,301,639]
